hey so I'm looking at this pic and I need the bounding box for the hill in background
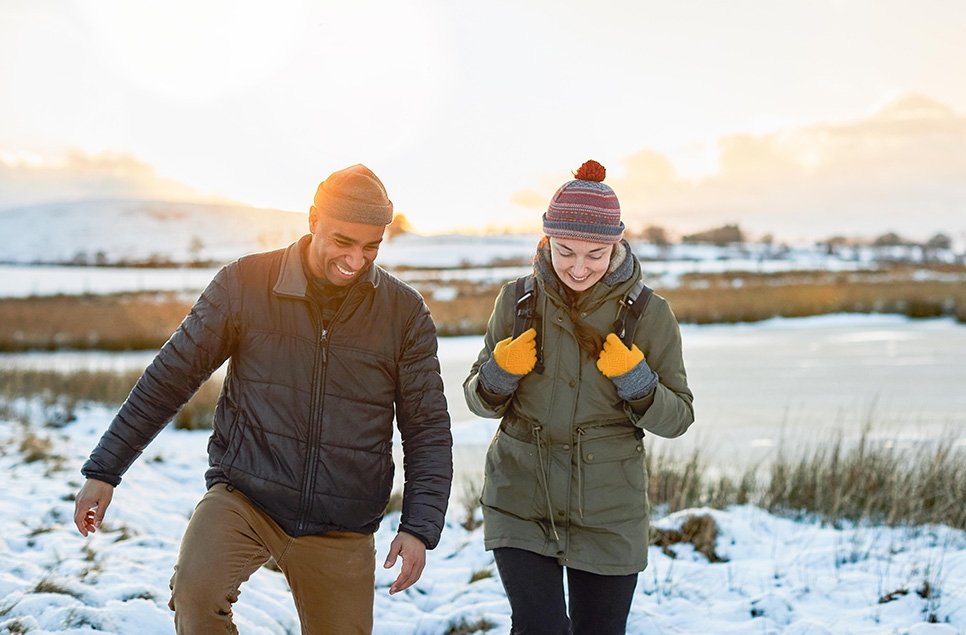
[0,199,307,265]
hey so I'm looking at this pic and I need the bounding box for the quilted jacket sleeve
[81,264,239,485]
[393,299,454,549]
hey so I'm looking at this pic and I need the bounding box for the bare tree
[386,213,414,241]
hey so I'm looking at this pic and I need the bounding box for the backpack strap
[512,276,535,339]
[613,278,653,348]
[512,275,544,374]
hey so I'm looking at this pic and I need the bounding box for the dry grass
[650,514,727,562]
[0,368,145,405]
[760,429,966,529]
[663,267,966,324]
[421,281,504,337]
[444,617,497,635]
[31,577,81,598]
[0,292,194,351]
[173,378,223,430]
[2,266,961,349]
[0,367,223,431]
[384,489,404,515]
[18,432,56,464]
[647,429,966,531]
[468,568,493,583]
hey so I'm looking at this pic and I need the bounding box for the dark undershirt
[300,244,354,327]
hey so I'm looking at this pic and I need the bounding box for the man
[73,164,454,634]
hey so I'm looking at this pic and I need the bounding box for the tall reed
[647,429,966,531]
[0,368,222,431]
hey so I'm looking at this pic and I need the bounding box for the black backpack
[511,275,653,375]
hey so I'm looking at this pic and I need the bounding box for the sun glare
[80,0,302,102]
[70,0,454,214]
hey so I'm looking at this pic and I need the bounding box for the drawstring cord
[532,424,559,541]
[576,427,586,519]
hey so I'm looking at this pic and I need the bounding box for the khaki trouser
[168,484,376,635]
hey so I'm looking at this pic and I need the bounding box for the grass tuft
[31,577,80,598]
[444,617,497,635]
[1,618,30,634]
[469,568,493,583]
[650,514,728,563]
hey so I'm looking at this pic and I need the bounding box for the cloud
[509,189,549,209]
[710,95,966,187]
[0,151,236,209]
[514,94,966,242]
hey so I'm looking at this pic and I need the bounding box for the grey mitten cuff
[478,357,524,396]
[610,358,659,401]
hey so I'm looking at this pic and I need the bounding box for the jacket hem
[483,536,648,577]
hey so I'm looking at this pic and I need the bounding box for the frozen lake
[442,314,966,475]
[3,314,964,472]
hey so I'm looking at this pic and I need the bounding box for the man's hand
[383,531,426,595]
[73,478,114,536]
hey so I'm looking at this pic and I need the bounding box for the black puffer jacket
[82,237,453,547]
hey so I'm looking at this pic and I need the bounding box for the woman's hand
[493,328,538,375]
[597,333,658,400]
[597,333,643,377]
[478,328,537,396]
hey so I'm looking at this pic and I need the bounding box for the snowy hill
[0,199,307,265]
[0,199,544,268]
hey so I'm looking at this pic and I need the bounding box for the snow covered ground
[2,399,965,634]
[4,314,966,634]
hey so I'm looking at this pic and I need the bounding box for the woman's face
[549,237,613,292]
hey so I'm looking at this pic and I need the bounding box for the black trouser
[493,547,638,635]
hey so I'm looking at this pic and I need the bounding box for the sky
[2,0,966,244]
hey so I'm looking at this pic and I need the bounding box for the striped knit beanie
[542,160,624,243]
[313,164,394,226]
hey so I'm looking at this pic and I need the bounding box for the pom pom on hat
[574,159,606,182]
[313,164,394,226]
[542,160,624,243]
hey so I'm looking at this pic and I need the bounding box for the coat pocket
[577,428,648,526]
[481,430,543,521]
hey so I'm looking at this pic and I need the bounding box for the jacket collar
[274,234,381,299]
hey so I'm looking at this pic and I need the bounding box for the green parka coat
[463,241,694,575]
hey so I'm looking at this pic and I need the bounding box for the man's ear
[308,206,319,233]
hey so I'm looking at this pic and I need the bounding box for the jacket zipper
[295,285,358,532]
[297,303,329,532]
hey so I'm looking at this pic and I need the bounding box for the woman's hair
[536,236,605,358]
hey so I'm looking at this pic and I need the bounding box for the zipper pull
[320,329,328,363]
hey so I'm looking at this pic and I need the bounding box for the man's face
[306,209,385,286]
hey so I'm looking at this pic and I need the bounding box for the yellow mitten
[493,328,538,375]
[597,333,644,377]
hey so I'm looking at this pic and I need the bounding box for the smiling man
[73,164,454,634]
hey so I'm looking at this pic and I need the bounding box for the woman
[464,160,694,634]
